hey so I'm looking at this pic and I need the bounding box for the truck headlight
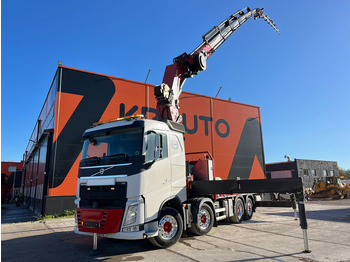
[124,205,138,225]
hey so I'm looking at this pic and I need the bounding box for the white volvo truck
[74,7,310,254]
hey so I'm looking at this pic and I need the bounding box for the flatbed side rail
[188,178,311,253]
[189,178,303,195]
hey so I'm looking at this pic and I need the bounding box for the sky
[2,0,350,169]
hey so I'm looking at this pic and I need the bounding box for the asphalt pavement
[1,200,350,262]
[1,204,37,224]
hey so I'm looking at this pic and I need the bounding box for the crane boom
[194,7,279,57]
[155,7,279,122]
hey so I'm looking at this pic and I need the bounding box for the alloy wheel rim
[158,215,178,240]
[198,209,210,230]
[237,202,244,219]
[247,201,253,216]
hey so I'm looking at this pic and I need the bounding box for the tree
[339,168,350,180]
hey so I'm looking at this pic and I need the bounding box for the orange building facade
[22,66,265,215]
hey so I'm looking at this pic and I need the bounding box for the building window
[311,169,316,176]
[303,169,309,176]
[330,170,334,177]
[323,170,328,177]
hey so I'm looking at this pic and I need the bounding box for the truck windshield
[81,127,143,161]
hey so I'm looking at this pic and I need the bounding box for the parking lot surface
[2,200,350,262]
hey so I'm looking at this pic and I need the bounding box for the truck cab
[74,115,187,241]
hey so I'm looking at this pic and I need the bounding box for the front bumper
[74,226,149,240]
[75,198,155,240]
[76,208,124,234]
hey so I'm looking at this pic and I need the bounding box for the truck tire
[148,207,183,248]
[244,197,254,220]
[228,198,244,223]
[189,203,214,236]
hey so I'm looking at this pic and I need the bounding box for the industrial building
[22,66,266,216]
[266,159,339,188]
[1,161,24,202]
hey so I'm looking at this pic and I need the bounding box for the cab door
[169,133,186,201]
[142,131,171,222]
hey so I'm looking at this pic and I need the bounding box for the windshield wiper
[105,153,129,158]
[84,156,100,161]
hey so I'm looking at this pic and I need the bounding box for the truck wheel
[228,198,244,223]
[148,207,183,248]
[189,203,214,236]
[244,197,254,220]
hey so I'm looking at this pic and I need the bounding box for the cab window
[145,133,168,162]
[159,134,168,159]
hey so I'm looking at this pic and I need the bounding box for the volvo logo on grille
[99,168,105,175]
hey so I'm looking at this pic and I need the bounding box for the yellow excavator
[310,176,350,199]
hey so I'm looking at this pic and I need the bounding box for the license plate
[85,221,99,229]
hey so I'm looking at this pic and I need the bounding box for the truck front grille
[79,182,127,209]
